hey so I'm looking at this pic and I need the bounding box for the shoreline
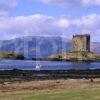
[0,69,100,82]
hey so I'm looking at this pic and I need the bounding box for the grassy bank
[0,79,100,100]
[0,87,100,100]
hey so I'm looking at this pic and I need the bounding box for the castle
[72,34,90,52]
[48,34,100,61]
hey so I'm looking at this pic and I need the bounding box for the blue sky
[0,0,100,42]
[11,0,100,17]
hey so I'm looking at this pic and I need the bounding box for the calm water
[0,60,100,70]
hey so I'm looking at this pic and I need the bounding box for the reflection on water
[0,60,99,70]
[71,62,92,70]
[72,61,91,64]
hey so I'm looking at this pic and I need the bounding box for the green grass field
[0,87,100,100]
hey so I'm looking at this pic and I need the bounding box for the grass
[0,79,100,100]
[0,87,100,100]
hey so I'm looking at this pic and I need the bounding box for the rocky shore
[48,51,100,62]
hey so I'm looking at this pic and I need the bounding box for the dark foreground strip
[0,69,99,82]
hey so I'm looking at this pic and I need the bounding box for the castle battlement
[73,34,90,37]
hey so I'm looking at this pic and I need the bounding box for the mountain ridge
[0,36,99,58]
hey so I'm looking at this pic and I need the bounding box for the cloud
[0,14,100,41]
[0,0,18,16]
[73,14,100,29]
[30,0,100,7]
[0,14,70,39]
[82,0,100,7]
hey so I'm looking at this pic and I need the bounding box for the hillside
[0,36,99,58]
[91,42,100,54]
[0,52,25,59]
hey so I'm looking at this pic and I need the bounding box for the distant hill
[91,42,100,54]
[0,36,99,58]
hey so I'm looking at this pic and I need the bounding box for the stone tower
[72,34,90,52]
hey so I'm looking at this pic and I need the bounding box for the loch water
[0,60,100,70]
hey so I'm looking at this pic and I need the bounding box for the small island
[0,52,25,60]
[48,34,100,62]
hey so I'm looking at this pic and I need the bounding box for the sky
[0,0,100,42]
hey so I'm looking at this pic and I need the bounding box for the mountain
[0,36,71,58]
[91,42,100,54]
[0,36,99,58]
